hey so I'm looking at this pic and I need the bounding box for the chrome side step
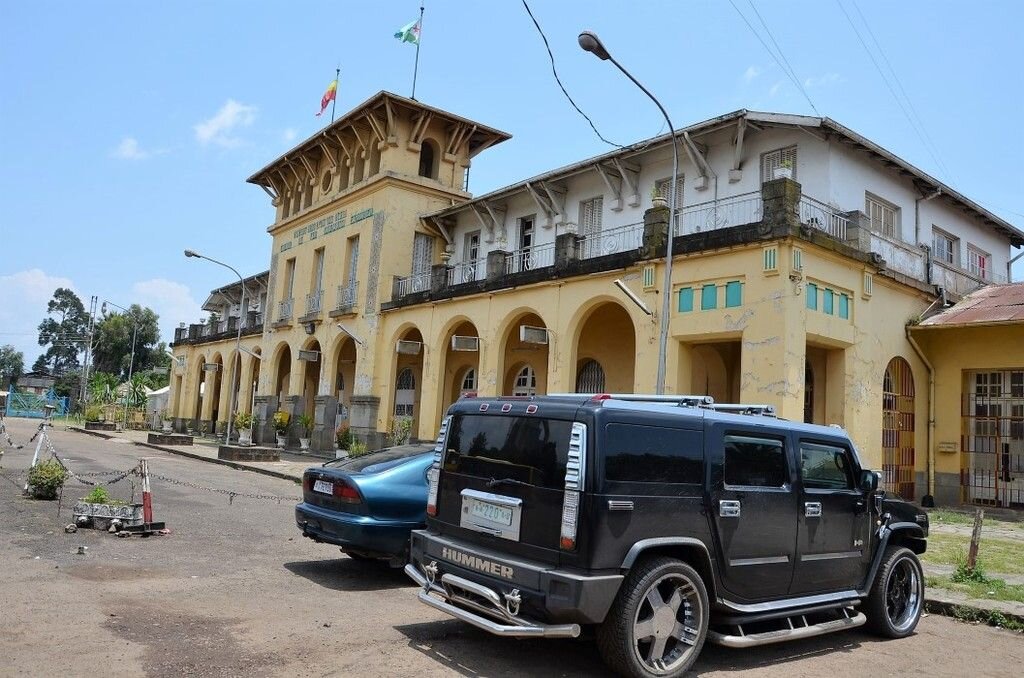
[708,607,866,648]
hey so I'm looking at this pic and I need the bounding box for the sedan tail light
[426,415,451,517]
[332,478,362,504]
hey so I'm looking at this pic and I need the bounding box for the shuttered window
[655,176,684,232]
[761,146,798,183]
[411,232,434,276]
[866,193,899,239]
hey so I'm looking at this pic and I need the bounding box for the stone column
[350,395,386,451]
[237,354,255,414]
[199,369,217,435]
[252,395,278,446]
[554,233,581,273]
[430,264,450,294]
[760,177,801,233]
[738,280,806,420]
[842,209,871,252]
[642,197,670,260]
[282,395,305,449]
[485,250,508,282]
[216,362,233,437]
[312,395,339,453]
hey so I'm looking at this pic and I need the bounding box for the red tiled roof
[918,283,1024,327]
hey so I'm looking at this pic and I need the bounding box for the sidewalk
[68,426,317,482]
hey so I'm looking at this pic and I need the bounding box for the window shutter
[412,233,434,275]
[761,146,797,182]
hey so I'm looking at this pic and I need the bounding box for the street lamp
[102,299,140,429]
[185,249,246,446]
[579,30,678,395]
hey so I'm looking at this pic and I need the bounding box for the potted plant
[27,459,68,500]
[335,425,353,459]
[234,411,254,446]
[73,486,141,531]
[272,410,290,448]
[773,159,793,180]
[297,413,314,451]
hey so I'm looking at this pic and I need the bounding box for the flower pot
[335,449,349,459]
[773,166,792,180]
[238,429,253,446]
[299,438,311,451]
[276,433,286,449]
[162,421,173,433]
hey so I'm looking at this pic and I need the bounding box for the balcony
[505,242,555,274]
[331,281,359,316]
[277,298,293,323]
[580,222,643,259]
[447,259,481,286]
[679,192,763,235]
[171,312,263,347]
[932,261,1007,297]
[799,196,849,240]
[395,272,431,298]
[301,290,323,322]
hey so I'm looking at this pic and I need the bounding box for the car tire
[865,545,924,638]
[597,557,709,678]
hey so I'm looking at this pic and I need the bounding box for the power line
[726,0,820,116]
[744,0,820,116]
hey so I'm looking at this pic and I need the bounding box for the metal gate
[4,387,69,418]
[962,370,1024,508]
[882,357,916,500]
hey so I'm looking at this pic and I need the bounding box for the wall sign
[279,207,355,252]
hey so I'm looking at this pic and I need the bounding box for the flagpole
[331,66,340,122]
[411,4,424,100]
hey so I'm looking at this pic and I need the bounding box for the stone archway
[273,344,292,402]
[300,338,322,419]
[333,338,358,424]
[572,302,636,393]
[191,354,206,425]
[499,312,549,396]
[440,320,480,413]
[882,356,916,499]
[392,327,425,439]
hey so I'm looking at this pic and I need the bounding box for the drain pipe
[906,327,935,506]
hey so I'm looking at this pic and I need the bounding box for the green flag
[394,19,421,45]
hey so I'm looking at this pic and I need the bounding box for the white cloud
[804,72,842,88]
[768,81,784,97]
[194,99,257,147]
[742,66,762,84]
[130,278,203,346]
[0,269,77,369]
[282,128,297,143]
[112,137,149,160]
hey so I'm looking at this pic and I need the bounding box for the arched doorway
[192,354,206,424]
[301,339,322,419]
[441,320,480,412]
[248,348,261,412]
[273,344,292,403]
[228,352,241,420]
[573,302,635,393]
[393,327,424,437]
[882,357,916,499]
[333,338,357,423]
[500,312,549,396]
[207,353,223,433]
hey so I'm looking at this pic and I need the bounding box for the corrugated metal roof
[917,283,1024,327]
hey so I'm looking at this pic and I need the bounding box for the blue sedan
[295,444,434,566]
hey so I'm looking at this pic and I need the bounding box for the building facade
[169,93,1023,506]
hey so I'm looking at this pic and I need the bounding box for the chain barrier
[0,416,24,450]
[149,472,300,505]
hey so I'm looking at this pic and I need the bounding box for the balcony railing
[174,327,188,343]
[305,290,323,316]
[581,222,643,259]
[799,196,848,240]
[336,281,359,311]
[200,323,214,337]
[932,261,1007,296]
[395,272,431,298]
[678,192,763,235]
[868,233,927,280]
[278,298,293,322]
[505,242,555,274]
[447,259,481,286]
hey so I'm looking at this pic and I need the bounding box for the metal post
[140,458,153,524]
[124,321,138,430]
[24,412,51,493]
[411,4,424,100]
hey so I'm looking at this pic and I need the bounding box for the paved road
[1,418,1021,677]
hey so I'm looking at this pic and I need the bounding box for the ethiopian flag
[394,19,420,45]
[316,79,338,117]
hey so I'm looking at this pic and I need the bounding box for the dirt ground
[1,418,1021,677]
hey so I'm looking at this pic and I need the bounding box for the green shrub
[28,459,68,500]
[272,410,290,434]
[82,486,111,504]
[389,416,412,446]
[348,441,369,457]
[84,405,103,422]
[233,411,254,429]
[953,552,990,584]
[297,413,314,437]
[336,425,353,449]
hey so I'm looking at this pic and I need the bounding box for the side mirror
[860,469,879,493]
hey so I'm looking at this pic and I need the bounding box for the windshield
[324,444,432,473]
[443,414,572,490]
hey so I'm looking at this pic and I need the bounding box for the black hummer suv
[405,394,928,677]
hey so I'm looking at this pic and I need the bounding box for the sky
[1,0,1022,369]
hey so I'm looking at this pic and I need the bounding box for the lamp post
[185,249,246,445]
[578,30,678,395]
[102,299,140,429]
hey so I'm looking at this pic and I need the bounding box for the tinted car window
[326,444,432,473]
[724,435,788,488]
[603,424,702,484]
[800,442,854,490]
[444,415,572,490]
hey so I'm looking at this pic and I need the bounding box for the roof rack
[703,403,777,417]
[551,393,716,407]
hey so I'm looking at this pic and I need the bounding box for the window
[701,284,718,310]
[792,248,803,272]
[346,236,360,285]
[725,281,743,308]
[580,196,604,257]
[603,424,703,484]
[932,228,957,265]
[412,232,434,277]
[968,246,990,280]
[865,193,899,239]
[312,247,325,293]
[761,146,798,183]
[512,365,537,397]
[678,287,694,313]
[575,359,605,393]
[838,293,850,319]
[800,442,854,490]
[284,258,296,300]
[806,282,818,310]
[460,369,477,393]
[655,176,684,232]
[823,288,834,315]
[418,139,438,179]
[763,246,778,272]
[464,230,480,262]
[724,435,788,488]
[975,372,1002,398]
[1012,371,1024,398]
[394,367,416,417]
[519,217,534,252]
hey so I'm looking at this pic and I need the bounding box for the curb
[67,427,302,484]
[925,596,1024,629]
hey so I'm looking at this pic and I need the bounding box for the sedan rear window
[326,444,433,473]
[443,414,573,490]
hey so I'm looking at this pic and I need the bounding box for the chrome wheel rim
[632,573,703,674]
[886,556,922,632]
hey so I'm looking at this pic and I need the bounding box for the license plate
[469,499,513,526]
[313,479,333,495]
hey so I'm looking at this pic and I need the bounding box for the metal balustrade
[799,196,849,240]
[678,192,763,235]
[278,298,293,321]
[447,259,481,286]
[395,272,432,298]
[580,222,643,259]
[932,261,1007,296]
[505,242,555,274]
[336,281,359,311]
[305,290,323,315]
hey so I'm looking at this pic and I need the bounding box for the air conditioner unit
[451,335,480,352]
[396,340,423,355]
[298,350,320,362]
[519,325,549,345]
[203,362,220,371]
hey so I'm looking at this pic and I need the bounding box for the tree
[91,305,162,380]
[36,288,89,376]
[0,344,24,388]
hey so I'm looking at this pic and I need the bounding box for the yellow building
[169,93,1023,506]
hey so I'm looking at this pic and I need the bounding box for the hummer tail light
[426,415,451,517]
[560,422,587,551]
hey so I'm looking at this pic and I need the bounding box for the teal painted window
[839,293,850,319]
[725,281,743,308]
[806,283,818,310]
[823,289,834,315]
[701,284,718,310]
[678,287,693,313]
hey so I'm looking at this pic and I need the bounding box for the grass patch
[926,574,1024,604]
[926,599,1024,632]
[921,533,1024,576]
[928,508,1022,532]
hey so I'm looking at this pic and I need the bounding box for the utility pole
[80,295,98,405]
